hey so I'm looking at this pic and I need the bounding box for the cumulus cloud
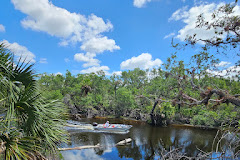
[169,3,240,42]
[74,53,100,67]
[133,0,151,8]
[0,24,5,32]
[164,32,175,39]
[39,58,47,64]
[11,0,122,74]
[120,53,163,70]
[214,61,231,68]
[11,0,121,73]
[11,0,119,54]
[80,36,120,53]
[80,66,110,75]
[74,35,120,67]
[1,40,36,63]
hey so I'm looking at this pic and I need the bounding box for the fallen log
[58,138,132,151]
[58,144,100,151]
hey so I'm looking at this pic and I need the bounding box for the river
[61,118,233,160]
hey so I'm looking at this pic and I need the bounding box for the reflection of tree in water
[115,126,220,159]
[159,128,221,157]
[94,147,104,156]
[70,132,102,146]
[115,126,166,159]
[117,143,142,160]
[168,128,223,156]
[66,122,221,159]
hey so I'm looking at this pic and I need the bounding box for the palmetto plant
[0,121,40,160]
[0,43,68,159]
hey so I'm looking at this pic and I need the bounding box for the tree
[0,43,68,159]
[115,88,136,117]
[150,1,240,124]
[183,2,240,106]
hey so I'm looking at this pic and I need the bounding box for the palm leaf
[0,40,68,159]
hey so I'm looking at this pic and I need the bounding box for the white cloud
[0,24,5,32]
[169,6,189,21]
[13,0,83,38]
[1,40,36,63]
[54,72,62,76]
[169,3,240,42]
[120,53,163,70]
[80,37,120,53]
[74,53,100,67]
[39,58,47,64]
[214,61,231,67]
[133,0,151,8]
[74,53,94,62]
[11,0,119,54]
[207,65,240,80]
[112,71,122,76]
[11,0,121,74]
[64,58,70,63]
[84,14,113,39]
[164,32,175,39]
[59,41,69,47]
[80,66,110,75]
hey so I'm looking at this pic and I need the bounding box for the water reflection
[61,149,104,160]
[62,118,219,160]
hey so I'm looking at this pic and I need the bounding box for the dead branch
[181,89,240,107]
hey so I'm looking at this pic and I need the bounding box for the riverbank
[69,111,222,130]
[65,94,239,129]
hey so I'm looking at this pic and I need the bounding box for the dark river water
[60,118,228,160]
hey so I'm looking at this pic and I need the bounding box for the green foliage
[115,88,136,116]
[144,105,154,113]
[191,115,214,126]
[42,89,64,100]
[0,43,68,159]
[156,102,176,119]
[189,104,238,127]
[36,64,240,127]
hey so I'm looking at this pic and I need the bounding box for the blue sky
[0,0,238,76]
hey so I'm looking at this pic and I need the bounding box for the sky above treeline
[0,0,238,76]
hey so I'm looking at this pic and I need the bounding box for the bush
[191,115,215,126]
[115,88,136,116]
[162,103,176,119]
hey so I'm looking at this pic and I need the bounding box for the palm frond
[0,39,69,159]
